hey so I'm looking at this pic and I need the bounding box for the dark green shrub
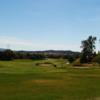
[92,54,100,66]
[0,49,15,60]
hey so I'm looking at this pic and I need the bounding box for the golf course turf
[0,59,100,100]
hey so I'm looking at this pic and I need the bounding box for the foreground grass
[0,59,100,100]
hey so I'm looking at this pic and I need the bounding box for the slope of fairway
[0,59,100,100]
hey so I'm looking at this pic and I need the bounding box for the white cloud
[0,36,81,51]
[0,36,33,50]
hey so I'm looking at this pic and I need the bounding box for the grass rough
[0,59,100,100]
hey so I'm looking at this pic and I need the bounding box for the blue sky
[0,0,100,51]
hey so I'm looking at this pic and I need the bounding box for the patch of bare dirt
[23,79,65,87]
[87,97,100,100]
[32,79,56,83]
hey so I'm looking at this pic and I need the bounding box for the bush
[92,54,100,66]
[67,56,76,63]
[31,54,45,60]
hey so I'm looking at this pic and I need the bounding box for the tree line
[0,49,80,61]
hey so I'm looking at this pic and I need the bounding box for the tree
[80,36,97,63]
[0,49,15,60]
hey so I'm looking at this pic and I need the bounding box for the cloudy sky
[0,0,100,51]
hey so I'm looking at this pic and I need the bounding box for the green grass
[0,59,100,100]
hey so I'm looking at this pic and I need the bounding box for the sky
[0,0,100,51]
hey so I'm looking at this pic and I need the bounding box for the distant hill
[0,48,6,52]
[0,48,80,56]
[16,50,80,58]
